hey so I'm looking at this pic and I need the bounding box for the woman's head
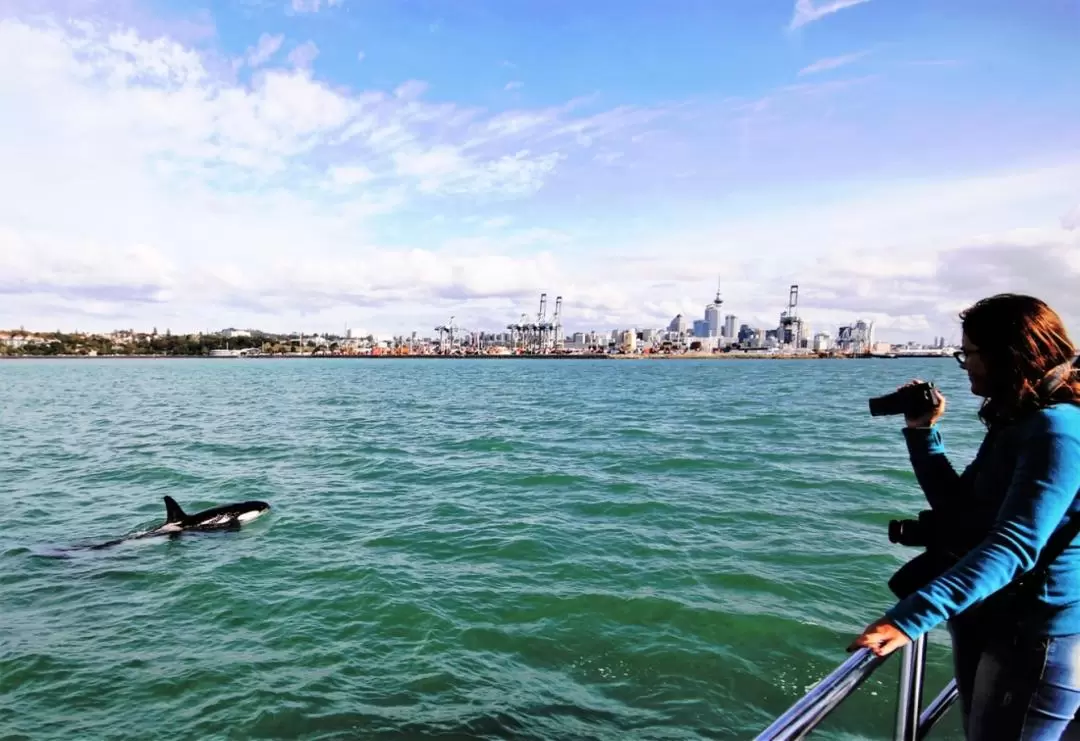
[957,293,1079,424]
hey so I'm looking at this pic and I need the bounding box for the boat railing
[754,633,959,740]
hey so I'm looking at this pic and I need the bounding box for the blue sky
[0,0,1078,341]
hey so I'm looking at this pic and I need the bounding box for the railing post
[894,635,927,741]
[917,679,959,740]
[755,633,958,740]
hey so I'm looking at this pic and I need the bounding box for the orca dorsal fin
[163,496,187,524]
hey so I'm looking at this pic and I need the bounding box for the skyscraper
[723,314,737,339]
[704,279,723,337]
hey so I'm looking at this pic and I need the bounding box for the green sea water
[0,358,983,740]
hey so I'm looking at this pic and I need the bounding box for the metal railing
[755,634,959,740]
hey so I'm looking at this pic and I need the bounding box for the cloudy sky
[1,0,1078,342]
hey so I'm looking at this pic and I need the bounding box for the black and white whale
[156,495,271,534]
[77,496,272,551]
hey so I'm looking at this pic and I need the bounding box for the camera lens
[888,519,924,547]
[888,520,902,543]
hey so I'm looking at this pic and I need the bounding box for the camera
[888,510,933,548]
[885,507,987,598]
[886,509,959,599]
[868,381,939,418]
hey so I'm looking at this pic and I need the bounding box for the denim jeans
[963,632,1080,740]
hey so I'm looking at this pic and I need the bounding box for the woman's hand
[848,618,912,657]
[901,378,946,428]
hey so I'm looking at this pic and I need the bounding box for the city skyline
[1,1,1078,343]
[0,301,945,352]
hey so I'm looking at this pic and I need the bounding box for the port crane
[504,292,565,353]
[434,316,456,354]
[778,284,802,349]
[551,295,563,352]
[535,292,549,353]
[435,315,480,354]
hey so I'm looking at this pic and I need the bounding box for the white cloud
[0,16,640,334]
[504,80,523,91]
[287,40,319,68]
[1063,203,1080,230]
[391,146,563,196]
[290,0,343,13]
[357,50,365,62]
[393,145,464,180]
[0,17,579,190]
[394,79,428,99]
[326,164,375,186]
[789,0,871,30]
[0,13,1076,343]
[443,228,569,254]
[246,32,283,68]
[561,160,1080,337]
[0,20,358,177]
[797,50,869,76]
[803,232,1080,338]
[594,151,624,165]
[4,180,1078,338]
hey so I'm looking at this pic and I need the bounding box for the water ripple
[0,357,984,739]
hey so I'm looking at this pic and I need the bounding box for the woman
[849,293,1080,740]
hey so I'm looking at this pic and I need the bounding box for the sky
[0,0,1078,342]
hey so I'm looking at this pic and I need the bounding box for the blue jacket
[885,403,1080,641]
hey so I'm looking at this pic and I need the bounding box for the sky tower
[705,277,723,337]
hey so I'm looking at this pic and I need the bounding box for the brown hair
[960,293,1080,426]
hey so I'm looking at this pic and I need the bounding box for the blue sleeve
[885,411,1080,640]
[903,425,947,458]
[902,426,972,511]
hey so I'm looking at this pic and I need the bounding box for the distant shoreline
[0,352,953,361]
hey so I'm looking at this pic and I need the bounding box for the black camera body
[887,509,958,598]
[868,381,939,418]
[888,510,935,548]
[886,507,991,599]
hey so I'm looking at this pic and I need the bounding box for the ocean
[0,357,982,740]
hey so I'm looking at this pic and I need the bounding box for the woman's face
[960,331,991,397]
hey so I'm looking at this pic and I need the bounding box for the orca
[76,496,271,551]
[156,495,271,534]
